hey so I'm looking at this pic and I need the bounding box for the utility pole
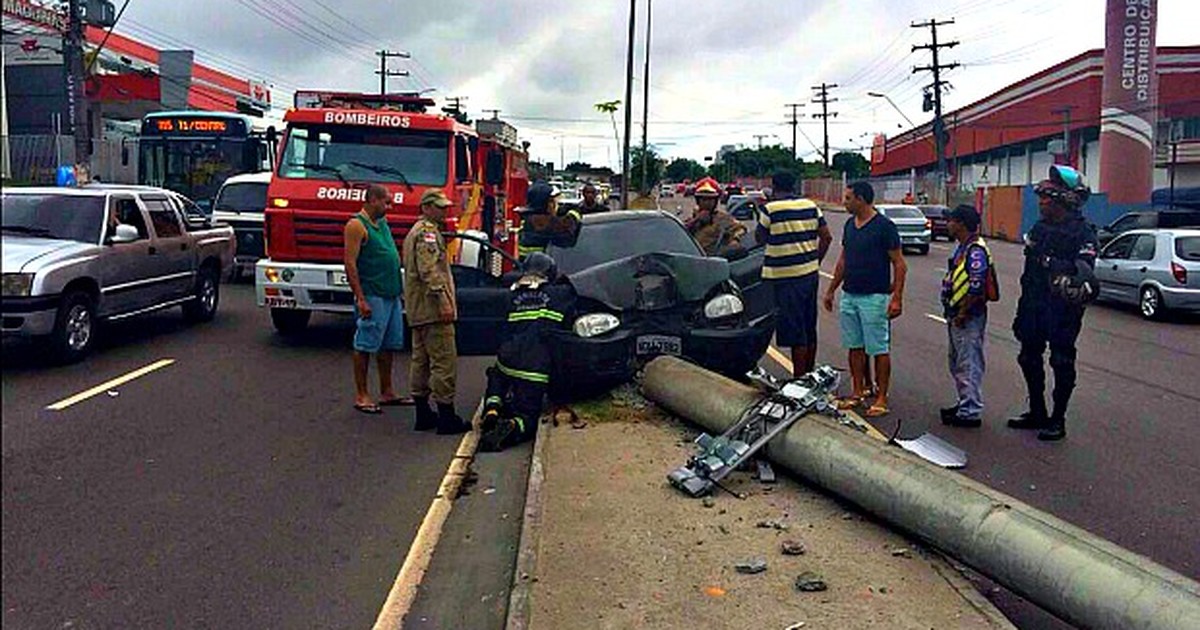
[375,50,410,95]
[811,83,838,167]
[621,0,637,208]
[1052,106,1074,165]
[785,103,806,162]
[639,0,653,196]
[66,0,89,171]
[753,134,770,150]
[912,18,959,181]
[442,96,468,122]
[482,108,501,120]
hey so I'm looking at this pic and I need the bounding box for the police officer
[518,181,582,258]
[1008,165,1099,441]
[686,177,747,257]
[403,190,470,435]
[480,252,570,452]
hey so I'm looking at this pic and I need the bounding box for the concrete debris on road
[756,519,789,531]
[795,571,828,592]
[890,547,911,558]
[702,497,716,508]
[734,558,768,574]
[780,540,806,555]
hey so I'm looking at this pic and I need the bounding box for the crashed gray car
[2,186,234,362]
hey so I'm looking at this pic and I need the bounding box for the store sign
[248,79,271,108]
[2,0,67,32]
[1,33,62,66]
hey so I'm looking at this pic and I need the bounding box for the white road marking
[372,406,481,630]
[925,313,948,324]
[46,359,176,411]
[819,271,834,280]
[931,243,951,251]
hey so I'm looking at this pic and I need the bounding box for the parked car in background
[2,186,234,361]
[876,204,931,254]
[727,196,766,233]
[558,188,584,210]
[660,183,675,198]
[1096,209,1200,246]
[1094,228,1200,320]
[213,171,270,280]
[452,211,775,398]
[918,204,951,240]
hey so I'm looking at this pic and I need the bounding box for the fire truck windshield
[278,125,449,186]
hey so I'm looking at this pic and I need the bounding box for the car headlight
[704,294,744,319]
[573,313,620,338]
[1,273,34,297]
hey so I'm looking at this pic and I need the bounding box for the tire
[271,308,311,336]
[51,291,97,363]
[916,244,930,255]
[1139,286,1165,320]
[183,266,220,323]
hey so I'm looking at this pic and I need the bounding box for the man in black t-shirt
[823,182,907,418]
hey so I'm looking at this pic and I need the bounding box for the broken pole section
[642,356,1200,630]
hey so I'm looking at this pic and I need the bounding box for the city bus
[138,111,276,212]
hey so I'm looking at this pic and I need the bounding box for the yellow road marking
[372,406,481,630]
[765,347,888,441]
[46,359,176,411]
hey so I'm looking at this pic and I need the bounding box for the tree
[594,100,622,167]
[629,145,664,193]
[664,157,706,182]
[565,161,593,172]
[831,151,871,179]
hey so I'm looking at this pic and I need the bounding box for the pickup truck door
[141,195,196,300]
[98,195,160,316]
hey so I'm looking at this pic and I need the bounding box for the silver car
[1094,228,1200,319]
[876,204,932,255]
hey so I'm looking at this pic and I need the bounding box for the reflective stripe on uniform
[946,238,992,307]
[518,244,546,256]
[507,308,564,323]
[497,361,550,383]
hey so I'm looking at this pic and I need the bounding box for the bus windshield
[139,138,263,209]
[278,125,449,186]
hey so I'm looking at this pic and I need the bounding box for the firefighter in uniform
[518,181,581,258]
[403,190,470,435]
[480,252,570,452]
[1008,165,1099,441]
[686,176,747,257]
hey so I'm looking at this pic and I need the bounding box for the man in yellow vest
[939,204,995,428]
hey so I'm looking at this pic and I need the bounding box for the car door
[141,195,196,300]
[98,195,159,316]
[1123,233,1158,296]
[446,234,512,356]
[728,246,772,322]
[1096,234,1138,303]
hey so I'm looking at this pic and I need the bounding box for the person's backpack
[971,241,1001,302]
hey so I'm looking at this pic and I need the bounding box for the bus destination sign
[142,116,247,136]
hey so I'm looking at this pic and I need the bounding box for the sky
[103,0,1198,170]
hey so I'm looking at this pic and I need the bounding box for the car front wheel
[51,291,97,363]
[183,266,220,323]
[1139,286,1165,320]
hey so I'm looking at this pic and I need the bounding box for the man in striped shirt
[756,171,833,376]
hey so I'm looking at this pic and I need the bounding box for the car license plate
[265,296,297,309]
[636,335,682,356]
[332,271,349,286]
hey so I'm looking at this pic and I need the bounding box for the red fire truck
[255,91,528,334]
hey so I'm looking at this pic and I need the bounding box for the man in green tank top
[344,184,411,414]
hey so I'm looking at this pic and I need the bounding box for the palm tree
[594,100,622,169]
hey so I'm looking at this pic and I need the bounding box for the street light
[868,92,917,129]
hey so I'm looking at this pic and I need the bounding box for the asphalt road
[1,284,522,630]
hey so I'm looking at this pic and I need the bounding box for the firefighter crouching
[481,253,570,452]
[518,181,581,258]
[686,176,747,258]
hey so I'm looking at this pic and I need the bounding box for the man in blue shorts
[344,184,410,414]
[757,171,832,376]
[823,182,907,418]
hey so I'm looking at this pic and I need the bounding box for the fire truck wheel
[271,309,311,336]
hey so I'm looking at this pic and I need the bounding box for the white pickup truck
[1,185,235,362]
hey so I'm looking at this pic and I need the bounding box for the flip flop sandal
[835,396,864,410]
[354,403,383,415]
[864,404,890,418]
[379,396,415,407]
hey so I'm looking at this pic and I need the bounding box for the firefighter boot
[481,418,518,453]
[1007,409,1049,430]
[413,396,437,432]
[436,403,471,435]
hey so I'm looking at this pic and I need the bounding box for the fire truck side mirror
[486,151,504,186]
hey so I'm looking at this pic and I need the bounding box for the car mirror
[111,224,140,244]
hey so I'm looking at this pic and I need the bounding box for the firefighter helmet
[693,177,721,198]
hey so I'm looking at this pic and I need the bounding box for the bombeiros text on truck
[255,91,529,334]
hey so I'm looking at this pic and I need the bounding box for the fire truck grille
[293,214,416,249]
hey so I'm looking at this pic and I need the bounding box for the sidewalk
[510,387,1012,630]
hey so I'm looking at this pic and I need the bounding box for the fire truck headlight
[271,198,289,208]
[264,267,282,283]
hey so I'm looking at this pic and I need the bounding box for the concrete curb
[929,552,1019,630]
[503,415,549,630]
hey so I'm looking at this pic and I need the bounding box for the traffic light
[82,0,117,27]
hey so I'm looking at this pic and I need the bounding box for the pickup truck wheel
[51,291,96,363]
[271,309,311,336]
[183,267,220,323]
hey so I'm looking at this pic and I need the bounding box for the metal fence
[1,134,137,184]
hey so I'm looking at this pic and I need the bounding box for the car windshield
[215,182,268,213]
[1,194,105,244]
[1176,236,1200,261]
[918,205,948,217]
[881,206,924,219]
[548,216,703,275]
[278,125,449,186]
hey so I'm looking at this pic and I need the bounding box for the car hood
[565,252,730,311]
[1,236,94,273]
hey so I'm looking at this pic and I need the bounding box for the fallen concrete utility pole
[643,356,1200,630]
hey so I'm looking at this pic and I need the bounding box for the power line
[811,83,839,167]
